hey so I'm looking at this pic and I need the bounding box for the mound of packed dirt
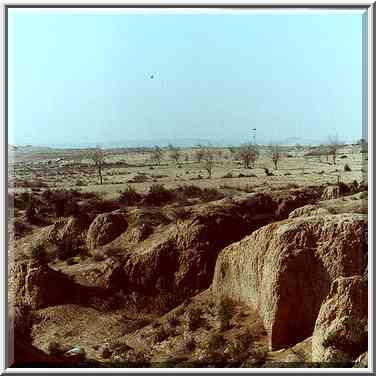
[99,193,277,312]
[86,212,128,250]
[9,259,121,316]
[321,183,351,201]
[274,188,321,220]
[312,275,367,364]
[212,213,367,350]
[9,259,77,310]
[12,215,89,261]
[10,335,69,367]
[288,205,330,219]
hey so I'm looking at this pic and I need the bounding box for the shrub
[118,185,142,206]
[30,244,50,263]
[56,238,80,261]
[143,184,172,206]
[167,316,180,328]
[200,188,225,202]
[66,257,77,265]
[344,163,352,172]
[207,333,224,353]
[217,298,236,331]
[13,220,30,237]
[47,341,63,356]
[263,168,273,177]
[171,207,190,223]
[25,198,37,223]
[222,172,233,179]
[187,307,203,331]
[75,179,87,186]
[154,326,169,342]
[185,338,196,352]
[175,185,203,198]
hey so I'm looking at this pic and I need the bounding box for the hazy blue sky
[8,9,366,147]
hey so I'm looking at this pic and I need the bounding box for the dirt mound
[102,193,276,312]
[9,259,77,310]
[86,212,128,250]
[321,183,351,200]
[274,188,320,220]
[312,275,367,364]
[128,224,153,243]
[212,213,367,350]
[288,205,330,218]
[13,215,89,261]
[11,335,69,367]
[9,259,122,315]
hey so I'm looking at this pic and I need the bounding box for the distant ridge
[11,136,331,150]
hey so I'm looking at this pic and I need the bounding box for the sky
[8,9,367,147]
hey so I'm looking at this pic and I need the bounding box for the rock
[9,259,76,310]
[86,213,128,250]
[65,346,86,358]
[354,352,368,368]
[212,213,367,350]
[312,275,367,364]
[288,205,330,219]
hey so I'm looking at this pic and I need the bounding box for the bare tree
[239,143,259,169]
[357,138,368,153]
[202,148,215,178]
[89,146,106,185]
[228,146,238,161]
[328,135,341,165]
[194,144,205,163]
[269,144,283,170]
[168,144,181,164]
[151,145,163,165]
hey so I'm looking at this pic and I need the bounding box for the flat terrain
[8,144,367,198]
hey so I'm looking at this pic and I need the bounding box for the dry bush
[206,332,224,353]
[118,185,142,206]
[154,326,170,342]
[143,184,173,206]
[187,307,203,331]
[217,298,236,331]
[167,315,180,328]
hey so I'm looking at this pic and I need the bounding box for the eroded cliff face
[312,275,368,364]
[212,213,367,350]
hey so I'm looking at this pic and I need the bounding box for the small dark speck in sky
[150,75,154,79]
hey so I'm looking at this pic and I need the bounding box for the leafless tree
[89,146,106,185]
[228,146,238,160]
[269,144,283,170]
[194,144,205,163]
[202,148,215,178]
[328,135,341,165]
[168,144,181,164]
[357,138,368,153]
[239,143,259,169]
[151,145,163,165]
